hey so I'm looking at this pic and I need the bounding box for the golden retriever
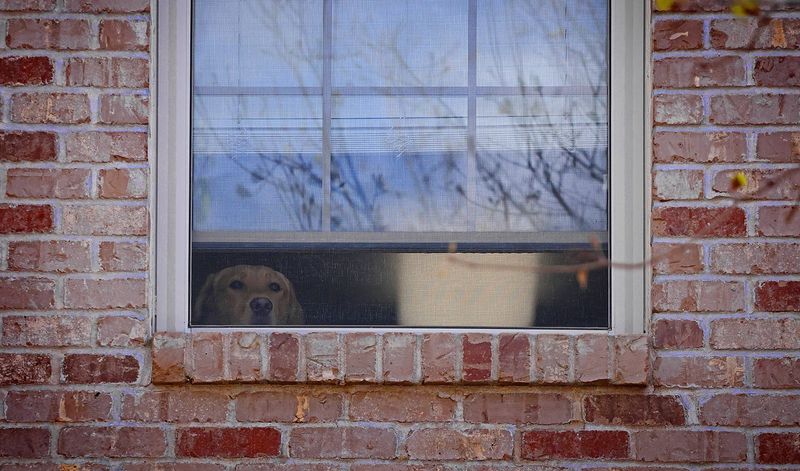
[193,265,303,325]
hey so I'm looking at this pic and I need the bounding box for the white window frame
[154,0,649,334]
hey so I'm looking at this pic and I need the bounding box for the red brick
[755,357,800,388]
[65,0,149,12]
[711,94,800,125]
[653,95,703,125]
[268,332,299,382]
[758,205,800,236]
[711,318,800,350]
[0,277,55,309]
[289,426,396,459]
[758,433,800,464]
[0,56,53,85]
[99,168,148,199]
[634,431,747,463]
[535,334,570,383]
[191,332,224,383]
[6,19,91,50]
[585,394,685,426]
[652,243,703,275]
[653,20,703,51]
[701,394,800,426]
[653,319,704,349]
[66,132,147,162]
[12,92,90,124]
[350,466,446,471]
[613,335,649,385]
[62,353,139,384]
[236,391,341,423]
[713,169,800,200]
[99,94,149,125]
[59,426,166,458]
[0,428,50,458]
[6,168,91,199]
[422,333,456,383]
[97,316,147,346]
[654,57,745,88]
[755,56,800,86]
[653,170,703,200]
[305,332,340,383]
[462,333,492,382]
[123,466,223,471]
[653,132,746,163]
[237,466,338,471]
[497,333,530,383]
[227,332,261,382]
[756,281,800,311]
[655,0,729,12]
[99,241,148,271]
[344,332,377,382]
[6,391,111,422]
[0,205,53,233]
[463,393,571,424]
[66,57,149,88]
[406,428,512,460]
[382,332,415,383]
[0,131,57,162]
[2,315,91,346]
[0,0,55,11]
[8,240,91,273]
[151,332,188,384]
[652,280,744,312]
[0,353,51,385]
[122,391,228,423]
[62,205,148,236]
[99,20,149,51]
[350,391,455,422]
[575,334,609,383]
[711,243,800,275]
[711,18,800,50]
[757,132,800,163]
[64,278,146,309]
[520,431,629,460]
[654,355,744,388]
[652,207,746,238]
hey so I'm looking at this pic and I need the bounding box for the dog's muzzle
[249,297,273,320]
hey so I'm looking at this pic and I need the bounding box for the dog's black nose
[250,297,273,313]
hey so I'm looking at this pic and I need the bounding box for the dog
[193,265,303,325]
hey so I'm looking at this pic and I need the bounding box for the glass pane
[332,0,468,87]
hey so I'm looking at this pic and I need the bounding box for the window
[156,0,647,332]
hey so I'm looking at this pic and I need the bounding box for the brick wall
[0,0,798,468]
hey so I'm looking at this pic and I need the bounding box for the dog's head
[193,265,303,325]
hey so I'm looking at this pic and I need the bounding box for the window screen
[190,0,610,328]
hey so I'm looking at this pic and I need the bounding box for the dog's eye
[229,280,244,290]
[269,282,281,292]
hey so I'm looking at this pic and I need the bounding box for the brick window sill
[151,332,649,386]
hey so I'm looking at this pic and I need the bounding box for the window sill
[151,331,649,386]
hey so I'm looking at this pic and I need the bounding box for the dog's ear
[281,274,304,325]
[193,272,218,325]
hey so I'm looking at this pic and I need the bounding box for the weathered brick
[99,168,148,199]
[269,332,299,382]
[710,94,800,125]
[62,353,139,383]
[652,280,745,312]
[64,0,149,12]
[344,332,377,382]
[613,335,649,385]
[653,132,746,163]
[66,132,147,162]
[0,56,53,85]
[758,205,800,236]
[99,241,148,271]
[653,319,704,349]
[652,243,703,275]
[711,18,800,50]
[64,278,146,309]
[97,316,147,346]
[654,355,744,388]
[0,428,50,458]
[350,391,455,422]
[585,394,685,426]
[191,332,224,383]
[236,391,341,423]
[757,132,800,162]
[6,19,91,49]
[66,57,149,88]
[123,391,228,423]
[8,240,91,273]
[0,353,51,385]
[652,207,746,238]
[653,170,703,200]
[0,277,55,309]
[634,431,747,463]
[653,20,703,51]
[655,0,729,12]
[2,315,91,346]
[406,428,512,460]
[497,333,530,383]
[463,393,571,424]
[305,332,340,383]
[422,333,456,383]
[462,333,492,382]
[755,56,800,86]
[289,426,396,459]
[755,281,800,311]
[99,94,149,124]
[713,169,800,200]
[653,95,703,125]
[701,394,800,426]
[6,168,91,199]
[382,332,415,383]
[59,426,166,458]
[62,205,148,235]
[535,334,570,383]
[227,332,261,382]
[151,332,188,384]
[11,92,90,124]
[99,20,149,51]
[575,335,609,383]
[711,318,800,350]
[0,204,53,233]
[711,243,800,274]
[520,431,629,460]
[758,433,800,464]
[0,131,57,162]
[6,391,111,422]
[754,357,800,388]
[653,57,745,88]
[0,0,55,11]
